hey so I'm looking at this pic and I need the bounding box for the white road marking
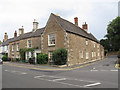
[4,70,8,71]
[110,70,118,72]
[90,70,98,71]
[21,72,27,74]
[83,82,101,87]
[34,75,101,88]
[34,75,45,79]
[51,78,66,81]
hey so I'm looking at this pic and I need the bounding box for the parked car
[0,59,3,64]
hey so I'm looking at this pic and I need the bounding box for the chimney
[82,22,88,32]
[74,17,78,26]
[19,26,24,36]
[14,30,17,38]
[33,19,39,32]
[3,32,8,42]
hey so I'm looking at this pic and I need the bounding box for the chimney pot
[33,19,39,32]
[14,30,17,38]
[82,22,88,32]
[74,17,78,26]
[19,26,24,36]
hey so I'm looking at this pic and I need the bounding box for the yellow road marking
[115,64,120,69]
[4,62,95,71]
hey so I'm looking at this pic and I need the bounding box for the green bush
[37,53,48,64]
[118,49,120,58]
[53,48,67,65]
[2,54,8,61]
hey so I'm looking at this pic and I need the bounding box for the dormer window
[48,33,55,46]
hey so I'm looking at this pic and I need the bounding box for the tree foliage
[100,16,120,51]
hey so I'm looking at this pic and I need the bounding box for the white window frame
[12,44,14,51]
[86,52,89,59]
[17,43,19,51]
[48,33,55,46]
[27,40,32,48]
[49,51,53,62]
[79,51,83,59]
[86,40,88,45]
[92,51,94,58]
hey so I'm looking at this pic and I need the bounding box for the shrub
[2,54,8,61]
[53,48,67,65]
[37,53,48,64]
[29,57,35,64]
[118,49,120,58]
[16,58,20,62]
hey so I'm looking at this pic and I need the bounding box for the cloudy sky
[0,0,119,41]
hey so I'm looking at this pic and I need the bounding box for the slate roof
[51,13,99,43]
[1,38,14,46]
[9,27,45,43]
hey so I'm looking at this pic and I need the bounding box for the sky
[0,0,119,42]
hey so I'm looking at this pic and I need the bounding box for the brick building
[7,13,104,66]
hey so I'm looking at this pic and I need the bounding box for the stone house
[42,13,104,66]
[0,33,13,59]
[8,13,104,66]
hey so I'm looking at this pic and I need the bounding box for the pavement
[2,55,119,88]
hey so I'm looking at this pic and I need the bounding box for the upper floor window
[93,43,95,48]
[48,33,55,46]
[86,39,88,45]
[27,40,32,48]
[17,43,19,51]
[12,44,14,51]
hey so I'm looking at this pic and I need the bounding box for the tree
[101,16,120,51]
[0,40,2,44]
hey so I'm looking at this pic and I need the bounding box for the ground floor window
[86,52,89,59]
[49,51,53,62]
[26,51,33,60]
[79,51,83,59]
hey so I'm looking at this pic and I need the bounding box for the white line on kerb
[83,82,101,87]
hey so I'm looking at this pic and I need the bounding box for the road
[2,55,118,88]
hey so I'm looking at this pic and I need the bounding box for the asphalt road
[2,55,118,88]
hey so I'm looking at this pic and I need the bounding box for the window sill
[48,44,55,47]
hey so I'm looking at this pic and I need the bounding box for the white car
[0,59,3,64]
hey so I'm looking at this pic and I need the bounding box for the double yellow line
[4,62,95,71]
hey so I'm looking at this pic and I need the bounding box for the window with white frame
[27,40,32,48]
[98,49,100,56]
[93,43,95,48]
[49,51,53,62]
[7,46,8,50]
[12,44,14,51]
[2,46,4,51]
[48,33,55,46]
[92,51,94,58]
[17,43,19,51]
[86,52,89,59]
[79,51,83,58]
[86,39,88,45]
[94,52,96,57]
